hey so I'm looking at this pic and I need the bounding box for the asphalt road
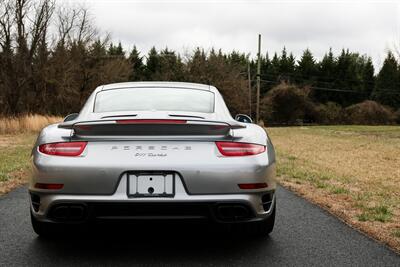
[0,186,399,266]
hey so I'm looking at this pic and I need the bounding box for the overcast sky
[75,0,399,70]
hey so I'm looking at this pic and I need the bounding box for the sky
[73,0,400,70]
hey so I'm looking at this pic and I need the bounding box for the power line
[258,71,376,86]
[258,79,400,95]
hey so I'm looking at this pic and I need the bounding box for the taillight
[215,142,266,157]
[38,142,87,156]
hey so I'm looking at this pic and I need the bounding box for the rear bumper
[30,175,275,224]
[31,141,276,195]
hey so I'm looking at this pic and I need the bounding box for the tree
[108,42,124,56]
[260,82,315,124]
[186,47,208,83]
[332,49,364,106]
[314,48,336,102]
[260,52,272,94]
[128,46,144,81]
[157,48,184,81]
[269,52,280,81]
[372,52,400,108]
[362,57,375,99]
[279,47,295,80]
[296,49,317,84]
[144,47,160,80]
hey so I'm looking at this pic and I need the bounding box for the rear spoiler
[58,119,246,137]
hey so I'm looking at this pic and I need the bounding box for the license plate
[128,174,174,197]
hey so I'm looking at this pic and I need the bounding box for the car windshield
[94,88,215,113]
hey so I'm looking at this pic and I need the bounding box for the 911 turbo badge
[30,82,276,237]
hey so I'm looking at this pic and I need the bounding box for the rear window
[94,88,215,113]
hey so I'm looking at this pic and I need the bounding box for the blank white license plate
[128,174,174,197]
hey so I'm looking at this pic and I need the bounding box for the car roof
[101,82,212,91]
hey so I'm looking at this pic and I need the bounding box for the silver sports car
[30,82,276,236]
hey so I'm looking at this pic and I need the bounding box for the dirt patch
[0,169,29,195]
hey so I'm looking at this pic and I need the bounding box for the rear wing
[58,119,245,139]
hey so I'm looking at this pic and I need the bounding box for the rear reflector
[35,183,64,190]
[116,119,187,124]
[38,142,87,156]
[215,142,266,156]
[238,183,268,189]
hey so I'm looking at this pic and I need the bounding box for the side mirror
[235,114,253,123]
[63,113,79,122]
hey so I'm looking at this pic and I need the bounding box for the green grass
[329,186,350,195]
[0,134,36,182]
[357,205,393,223]
[393,229,400,238]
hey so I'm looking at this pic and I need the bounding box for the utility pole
[247,62,251,117]
[256,34,261,124]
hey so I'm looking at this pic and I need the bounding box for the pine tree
[270,52,280,81]
[373,52,400,108]
[362,57,375,99]
[186,48,208,83]
[144,47,160,80]
[319,48,336,84]
[260,52,272,93]
[296,48,317,84]
[279,47,288,71]
[333,49,353,105]
[91,40,107,58]
[260,52,271,76]
[128,46,144,81]
[315,48,336,102]
[228,51,247,67]
[115,42,124,56]
[279,47,295,76]
[158,47,184,81]
[108,42,125,56]
[288,53,296,72]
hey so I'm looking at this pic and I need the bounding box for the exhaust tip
[50,204,87,222]
[216,204,251,221]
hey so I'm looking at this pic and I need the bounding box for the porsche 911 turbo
[29,82,276,236]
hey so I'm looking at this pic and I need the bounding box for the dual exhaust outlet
[48,203,253,223]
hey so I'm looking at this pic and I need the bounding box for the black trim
[45,201,259,224]
[168,114,205,119]
[101,114,138,119]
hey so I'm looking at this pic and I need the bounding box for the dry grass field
[0,114,61,135]
[268,126,400,253]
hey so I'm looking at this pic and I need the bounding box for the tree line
[1,0,399,124]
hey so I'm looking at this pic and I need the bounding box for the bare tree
[29,0,55,59]
[0,0,13,52]
[57,5,78,47]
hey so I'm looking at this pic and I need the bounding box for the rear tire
[30,210,58,237]
[233,201,276,237]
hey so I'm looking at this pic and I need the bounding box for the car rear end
[29,83,276,235]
